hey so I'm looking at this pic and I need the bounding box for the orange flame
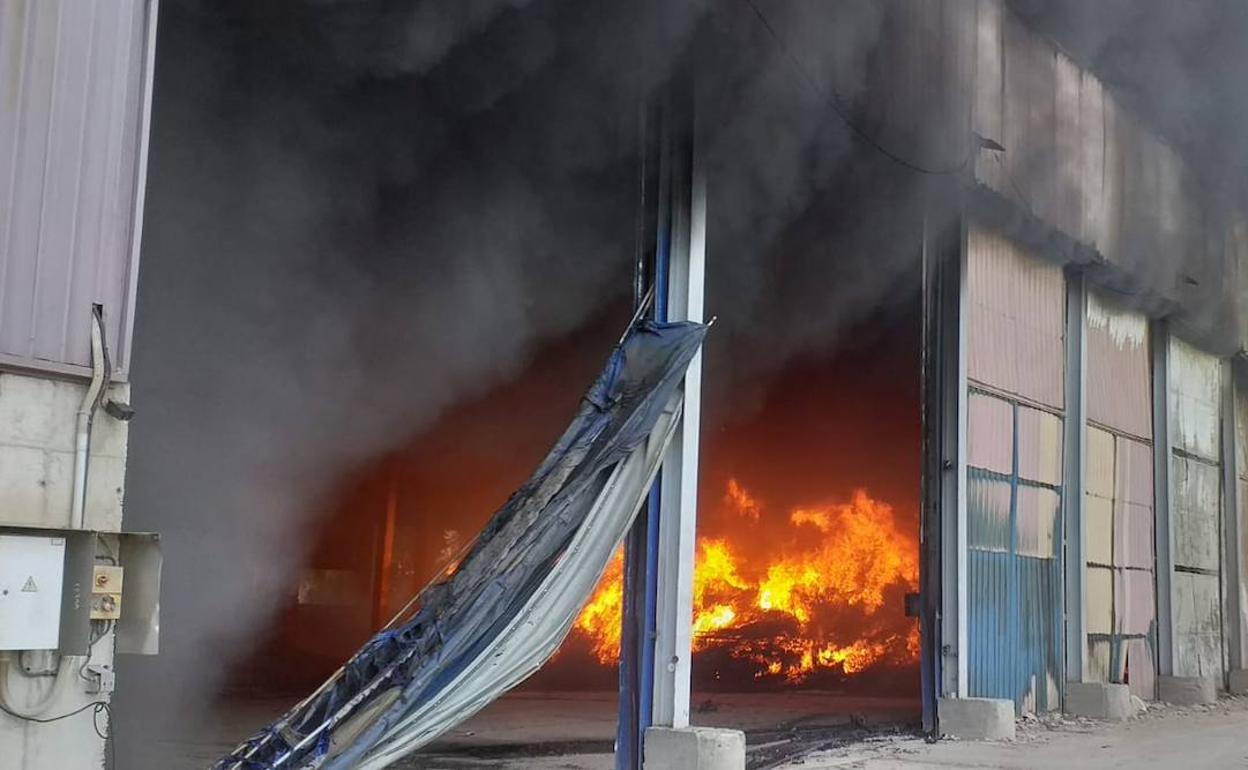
[574,481,918,682]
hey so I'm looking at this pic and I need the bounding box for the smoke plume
[116,1,1248,765]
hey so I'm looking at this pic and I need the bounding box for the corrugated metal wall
[0,0,153,377]
[1167,336,1225,680]
[965,226,1065,713]
[1084,291,1156,698]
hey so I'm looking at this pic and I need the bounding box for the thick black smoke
[1010,0,1248,208]
[116,1,1248,764]
[117,1,903,761]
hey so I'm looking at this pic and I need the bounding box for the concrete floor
[161,691,1248,769]
[403,695,1248,770]
[162,690,917,768]
[796,695,1248,770]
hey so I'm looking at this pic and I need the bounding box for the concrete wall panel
[1169,337,1222,462]
[1171,456,1222,574]
[1173,571,1224,679]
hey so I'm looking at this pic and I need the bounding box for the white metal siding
[0,0,154,377]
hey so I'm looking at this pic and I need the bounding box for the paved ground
[401,695,1248,769]
[794,696,1248,770]
[162,691,1248,769]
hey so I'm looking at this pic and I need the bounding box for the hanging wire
[739,0,974,176]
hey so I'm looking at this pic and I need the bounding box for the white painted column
[651,146,705,729]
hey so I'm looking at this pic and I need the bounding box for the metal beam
[1151,320,1176,675]
[939,214,969,698]
[651,117,704,729]
[1063,271,1088,683]
[1222,361,1245,674]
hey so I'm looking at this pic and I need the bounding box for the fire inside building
[2,1,1248,769]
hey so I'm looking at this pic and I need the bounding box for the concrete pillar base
[1228,669,1248,695]
[1064,682,1135,720]
[937,697,1016,740]
[1157,675,1218,705]
[643,727,745,770]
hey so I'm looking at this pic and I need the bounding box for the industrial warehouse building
[1,0,1248,768]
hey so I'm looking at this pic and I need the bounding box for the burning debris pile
[574,480,919,685]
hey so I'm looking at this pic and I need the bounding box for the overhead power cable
[740,0,973,176]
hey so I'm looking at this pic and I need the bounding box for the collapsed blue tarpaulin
[215,319,707,770]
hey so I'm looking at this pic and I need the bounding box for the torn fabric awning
[215,318,707,770]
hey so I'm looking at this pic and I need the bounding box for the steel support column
[1221,361,1245,675]
[936,214,969,699]
[1151,320,1176,675]
[619,69,701,768]
[1063,271,1088,683]
[651,99,703,730]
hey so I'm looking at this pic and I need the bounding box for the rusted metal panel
[0,0,152,377]
[967,226,1066,408]
[1087,292,1152,438]
[1173,571,1224,679]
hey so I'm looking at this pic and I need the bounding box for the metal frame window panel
[1081,291,1157,697]
[966,387,1064,714]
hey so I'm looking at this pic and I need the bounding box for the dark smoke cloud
[118,2,910,760]
[1010,0,1248,208]
[118,0,1248,761]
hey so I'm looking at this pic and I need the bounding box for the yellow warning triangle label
[21,577,37,592]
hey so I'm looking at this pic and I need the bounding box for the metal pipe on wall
[72,306,110,531]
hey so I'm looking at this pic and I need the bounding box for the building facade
[0,1,158,768]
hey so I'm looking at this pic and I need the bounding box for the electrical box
[0,526,161,655]
[0,534,67,650]
[91,565,124,620]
